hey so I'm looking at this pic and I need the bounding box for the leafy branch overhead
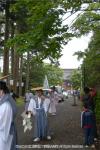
[6,0,66,59]
[5,0,84,61]
[71,2,100,36]
[73,51,86,61]
[71,1,100,87]
[0,0,88,94]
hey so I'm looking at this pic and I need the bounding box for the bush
[95,92,100,122]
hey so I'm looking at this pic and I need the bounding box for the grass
[16,97,24,106]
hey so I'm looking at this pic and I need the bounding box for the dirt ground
[16,96,100,150]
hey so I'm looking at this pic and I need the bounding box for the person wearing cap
[28,88,51,142]
[0,81,17,150]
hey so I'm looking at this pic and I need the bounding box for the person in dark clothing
[82,87,94,112]
[10,90,19,101]
[81,103,95,148]
[82,87,98,141]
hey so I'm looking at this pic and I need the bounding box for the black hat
[0,80,7,88]
[0,81,9,93]
[84,87,90,94]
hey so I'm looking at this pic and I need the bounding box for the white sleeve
[0,102,13,142]
[54,92,59,102]
[28,99,36,115]
[43,98,50,113]
[30,93,34,98]
[81,111,84,128]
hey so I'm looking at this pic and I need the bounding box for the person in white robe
[28,89,51,142]
[48,87,59,115]
[0,81,17,150]
[24,90,34,112]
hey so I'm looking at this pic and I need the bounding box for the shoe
[91,144,95,148]
[84,145,89,148]
[47,136,51,140]
[33,137,40,142]
[51,113,56,116]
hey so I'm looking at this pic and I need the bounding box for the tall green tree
[71,1,100,120]
[23,57,63,89]
[71,69,81,90]
[7,0,83,59]
[71,1,100,88]
[0,0,90,93]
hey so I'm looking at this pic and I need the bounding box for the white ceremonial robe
[25,92,34,111]
[28,97,50,138]
[0,102,13,150]
[28,97,50,115]
[48,91,59,114]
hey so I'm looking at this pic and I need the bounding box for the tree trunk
[13,50,19,94]
[12,23,20,95]
[10,21,15,77]
[25,52,30,92]
[3,2,10,83]
[19,55,23,96]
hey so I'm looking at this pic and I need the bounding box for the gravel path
[16,96,100,150]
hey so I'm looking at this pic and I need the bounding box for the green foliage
[71,1,100,88]
[44,63,63,86]
[82,30,100,87]
[71,2,100,121]
[95,92,100,121]
[4,0,84,61]
[6,0,71,60]
[72,13,100,36]
[71,2,100,36]
[73,51,86,61]
[16,97,24,106]
[70,69,81,89]
[23,57,63,88]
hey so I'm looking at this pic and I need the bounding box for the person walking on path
[82,87,98,141]
[24,90,34,112]
[0,81,17,150]
[81,103,95,148]
[10,90,19,101]
[48,87,59,115]
[28,88,51,142]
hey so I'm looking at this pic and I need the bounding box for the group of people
[81,87,98,148]
[24,86,59,142]
[0,80,60,149]
[0,80,99,150]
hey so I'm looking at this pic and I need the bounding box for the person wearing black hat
[0,81,17,150]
